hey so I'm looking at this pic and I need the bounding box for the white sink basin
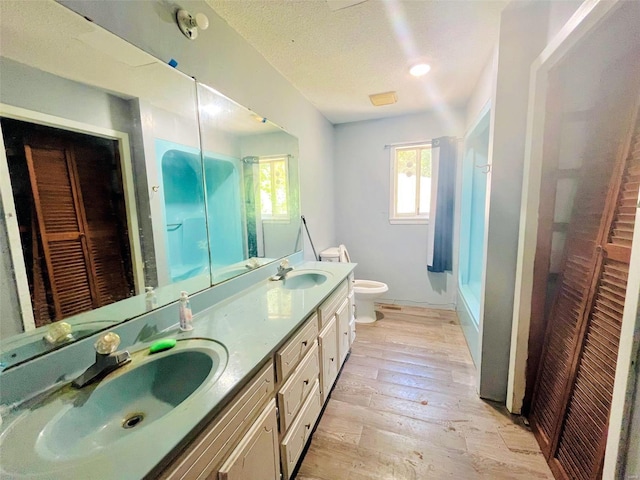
[282,270,331,290]
[0,339,228,474]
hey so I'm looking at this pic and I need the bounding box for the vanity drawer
[160,362,275,480]
[317,280,348,329]
[275,313,318,383]
[277,341,320,433]
[280,380,322,480]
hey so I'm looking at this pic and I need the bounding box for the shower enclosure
[457,107,490,365]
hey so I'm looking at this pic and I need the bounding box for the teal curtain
[428,136,457,273]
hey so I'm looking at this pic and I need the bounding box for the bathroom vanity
[157,272,354,480]
[0,261,356,479]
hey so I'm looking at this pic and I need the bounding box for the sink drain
[122,413,145,429]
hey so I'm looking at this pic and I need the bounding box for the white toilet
[320,245,388,324]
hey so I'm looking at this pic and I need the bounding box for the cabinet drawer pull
[305,423,311,429]
[302,340,308,347]
[303,379,309,385]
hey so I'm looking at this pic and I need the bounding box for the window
[259,155,289,220]
[390,144,431,223]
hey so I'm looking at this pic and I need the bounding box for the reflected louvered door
[24,140,97,320]
[531,96,640,480]
[74,144,132,304]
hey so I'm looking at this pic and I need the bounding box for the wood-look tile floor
[296,305,553,480]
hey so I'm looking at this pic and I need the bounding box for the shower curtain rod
[383,137,463,149]
[241,154,292,162]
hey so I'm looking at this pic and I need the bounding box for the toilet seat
[338,244,350,263]
[353,279,388,295]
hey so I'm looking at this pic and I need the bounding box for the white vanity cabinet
[159,276,354,480]
[318,316,339,404]
[277,342,320,432]
[348,273,356,345]
[279,380,322,480]
[218,400,280,480]
[336,298,350,366]
[159,363,276,480]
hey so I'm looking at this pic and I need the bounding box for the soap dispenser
[179,291,193,331]
[145,286,158,311]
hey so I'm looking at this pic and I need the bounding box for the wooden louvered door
[73,144,132,305]
[24,138,98,320]
[530,97,640,479]
[21,131,134,322]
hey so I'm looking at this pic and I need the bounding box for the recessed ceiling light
[409,63,431,77]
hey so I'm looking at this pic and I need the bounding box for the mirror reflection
[0,1,303,370]
[0,1,208,367]
[196,83,301,284]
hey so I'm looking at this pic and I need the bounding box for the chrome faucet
[271,260,293,281]
[72,332,131,388]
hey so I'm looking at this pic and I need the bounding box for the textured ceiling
[206,0,508,124]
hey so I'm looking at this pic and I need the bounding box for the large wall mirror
[0,1,301,369]
[196,83,301,284]
[0,1,210,367]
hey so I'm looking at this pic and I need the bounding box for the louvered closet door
[530,98,640,480]
[24,142,96,319]
[553,108,640,480]
[529,132,619,457]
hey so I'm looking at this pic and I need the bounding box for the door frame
[0,103,145,331]
[507,0,640,476]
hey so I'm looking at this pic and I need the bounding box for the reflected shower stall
[156,140,245,283]
[156,140,209,283]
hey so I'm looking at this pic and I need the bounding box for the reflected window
[259,156,289,220]
[390,144,431,224]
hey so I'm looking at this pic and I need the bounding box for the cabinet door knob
[305,423,311,429]
[330,357,335,362]
[302,340,308,347]
[303,379,309,385]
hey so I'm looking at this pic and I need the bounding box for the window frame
[389,143,432,225]
[258,154,290,223]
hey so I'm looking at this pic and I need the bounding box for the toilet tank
[319,247,340,262]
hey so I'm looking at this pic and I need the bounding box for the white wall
[465,50,496,133]
[334,111,464,308]
[0,199,21,338]
[627,337,640,478]
[59,0,336,261]
[547,0,584,43]
[478,1,551,402]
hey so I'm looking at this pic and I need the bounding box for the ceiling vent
[369,91,397,107]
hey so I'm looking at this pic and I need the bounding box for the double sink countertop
[0,261,355,480]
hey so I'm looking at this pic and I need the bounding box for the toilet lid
[338,244,350,263]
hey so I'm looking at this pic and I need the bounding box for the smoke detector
[369,91,397,107]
